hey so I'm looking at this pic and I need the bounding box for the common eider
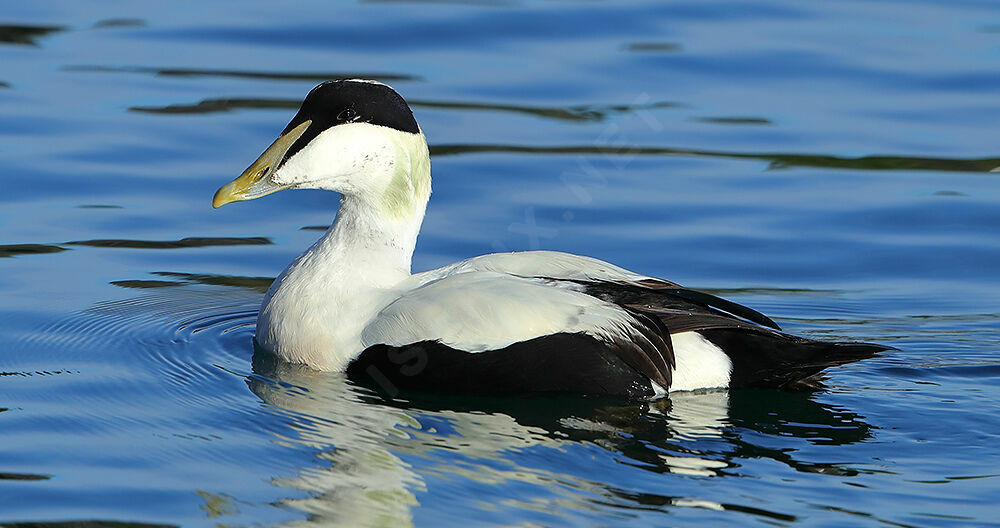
[213,80,890,399]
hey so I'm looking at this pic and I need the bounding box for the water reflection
[105,75,997,172]
[67,236,271,249]
[0,237,271,258]
[130,98,296,115]
[0,24,65,46]
[128,95,677,122]
[121,90,1000,172]
[599,487,797,523]
[0,243,68,258]
[430,144,1000,173]
[249,355,426,526]
[696,116,773,125]
[250,351,875,525]
[406,98,678,122]
[91,18,147,29]
[623,42,683,53]
[112,271,273,293]
[0,471,50,481]
[65,65,421,83]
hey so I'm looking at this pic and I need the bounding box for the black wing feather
[578,280,781,331]
[575,278,889,390]
[652,287,781,330]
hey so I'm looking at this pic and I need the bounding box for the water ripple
[64,64,422,83]
[128,95,678,122]
[22,286,262,398]
[429,144,1000,173]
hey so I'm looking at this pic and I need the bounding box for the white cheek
[271,123,396,194]
[271,151,315,187]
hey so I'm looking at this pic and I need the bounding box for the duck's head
[213,80,431,216]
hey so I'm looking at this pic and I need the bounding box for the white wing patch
[361,271,639,353]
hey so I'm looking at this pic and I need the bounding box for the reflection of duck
[248,353,731,525]
[249,353,875,525]
[215,80,890,398]
[249,352,575,527]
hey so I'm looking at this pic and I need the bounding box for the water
[2,1,999,526]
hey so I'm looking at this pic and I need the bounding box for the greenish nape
[380,133,431,218]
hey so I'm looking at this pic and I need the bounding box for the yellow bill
[213,120,313,208]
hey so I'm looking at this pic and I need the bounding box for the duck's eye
[337,108,356,121]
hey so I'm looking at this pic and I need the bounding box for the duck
[213,79,890,399]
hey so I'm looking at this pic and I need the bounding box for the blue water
[2,1,999,526]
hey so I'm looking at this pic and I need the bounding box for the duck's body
[214,80,889,398]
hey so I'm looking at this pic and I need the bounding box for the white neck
[316,192,427,285]
[256,130,431,369]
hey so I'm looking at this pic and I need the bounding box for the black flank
[346,333,657,399]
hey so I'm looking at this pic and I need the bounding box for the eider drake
[213,80,890,399]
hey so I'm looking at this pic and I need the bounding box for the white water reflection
[248,355,745,526]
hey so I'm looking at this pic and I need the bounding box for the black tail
[698,328,892,390]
